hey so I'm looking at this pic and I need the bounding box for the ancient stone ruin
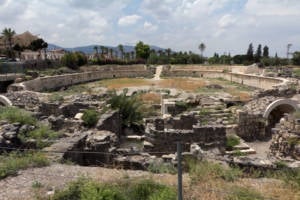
[1,64,300,171]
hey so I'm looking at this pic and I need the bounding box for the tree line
[2,27,300,67]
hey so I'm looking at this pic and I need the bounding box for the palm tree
[198,43,206,57]
[1,28,16,58]
[118,44,124,60]
[93,46,99,59]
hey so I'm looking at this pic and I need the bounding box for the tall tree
[255,44,262,62]
[1,28,16,58]
[29,38,48,59]
[135,41,150,60]
[166,48,172,58]
[118,44,124,60]
[263,45,269,57]
[246,43,254,61]
[100,46,105,57]
[198,43,206,57]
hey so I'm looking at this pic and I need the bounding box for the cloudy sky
[0,0,299,56]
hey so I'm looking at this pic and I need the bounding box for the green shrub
[226,186,264,200]
[108,89,144,127]
[226,135,240,150]
[128,179,176,200]
[61,52,87,70]
[0,106,37,125]
[0,151,49,180]
[82,109,99,127]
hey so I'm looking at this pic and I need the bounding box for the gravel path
[0,164,188,200]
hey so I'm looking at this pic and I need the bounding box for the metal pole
[177,142,183,200]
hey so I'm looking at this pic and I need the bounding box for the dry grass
[227,91,251,101]
[139,92,161,104]
[156,78,206,91]
[184,177,300,200]
[95,78,151,89]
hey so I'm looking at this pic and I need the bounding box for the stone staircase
[225,138,256,155]
[197,104,237,127]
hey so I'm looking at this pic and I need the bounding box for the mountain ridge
[47,43,165,54]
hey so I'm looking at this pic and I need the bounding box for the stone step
[125,135,145,141]
[233,142,251,150]
[225,148,256,155]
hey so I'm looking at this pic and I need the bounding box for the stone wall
[270,114,300,160]
[162,65,284,90]
[237,111,266,141]
[9,65,153,92]
[145,125,226,152]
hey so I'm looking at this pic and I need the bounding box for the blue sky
[0,0,299,57]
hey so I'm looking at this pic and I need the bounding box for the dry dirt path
[0,164,189,200]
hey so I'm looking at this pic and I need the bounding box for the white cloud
[143,21,157,31]
[245,0,300,16]
[218,14,236,28]
[118,15,141,26]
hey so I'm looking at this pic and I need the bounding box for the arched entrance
[0,95,12,106]
[263,99,298,138]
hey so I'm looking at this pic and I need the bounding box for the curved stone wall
[9,65,154,92]
[162,65,285,90]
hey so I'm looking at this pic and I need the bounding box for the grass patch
[0,151,49,180]
[0,106,37,125]
[19,125,61,148]
[188,159,242,182]
[226,186,264,200]
[147,162,177,174]
[52,178,176,200]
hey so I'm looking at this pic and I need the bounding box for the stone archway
[0,95,12,106]
[263,99,298,137]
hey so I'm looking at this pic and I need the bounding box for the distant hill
[47,44,165,54]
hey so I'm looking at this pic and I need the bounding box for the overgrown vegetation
[0,106,37,125]
[19,125,61,148]
[0,151,49,180]
[108,89,144,127]
[52,178,176,200]
[82,109,100,127]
